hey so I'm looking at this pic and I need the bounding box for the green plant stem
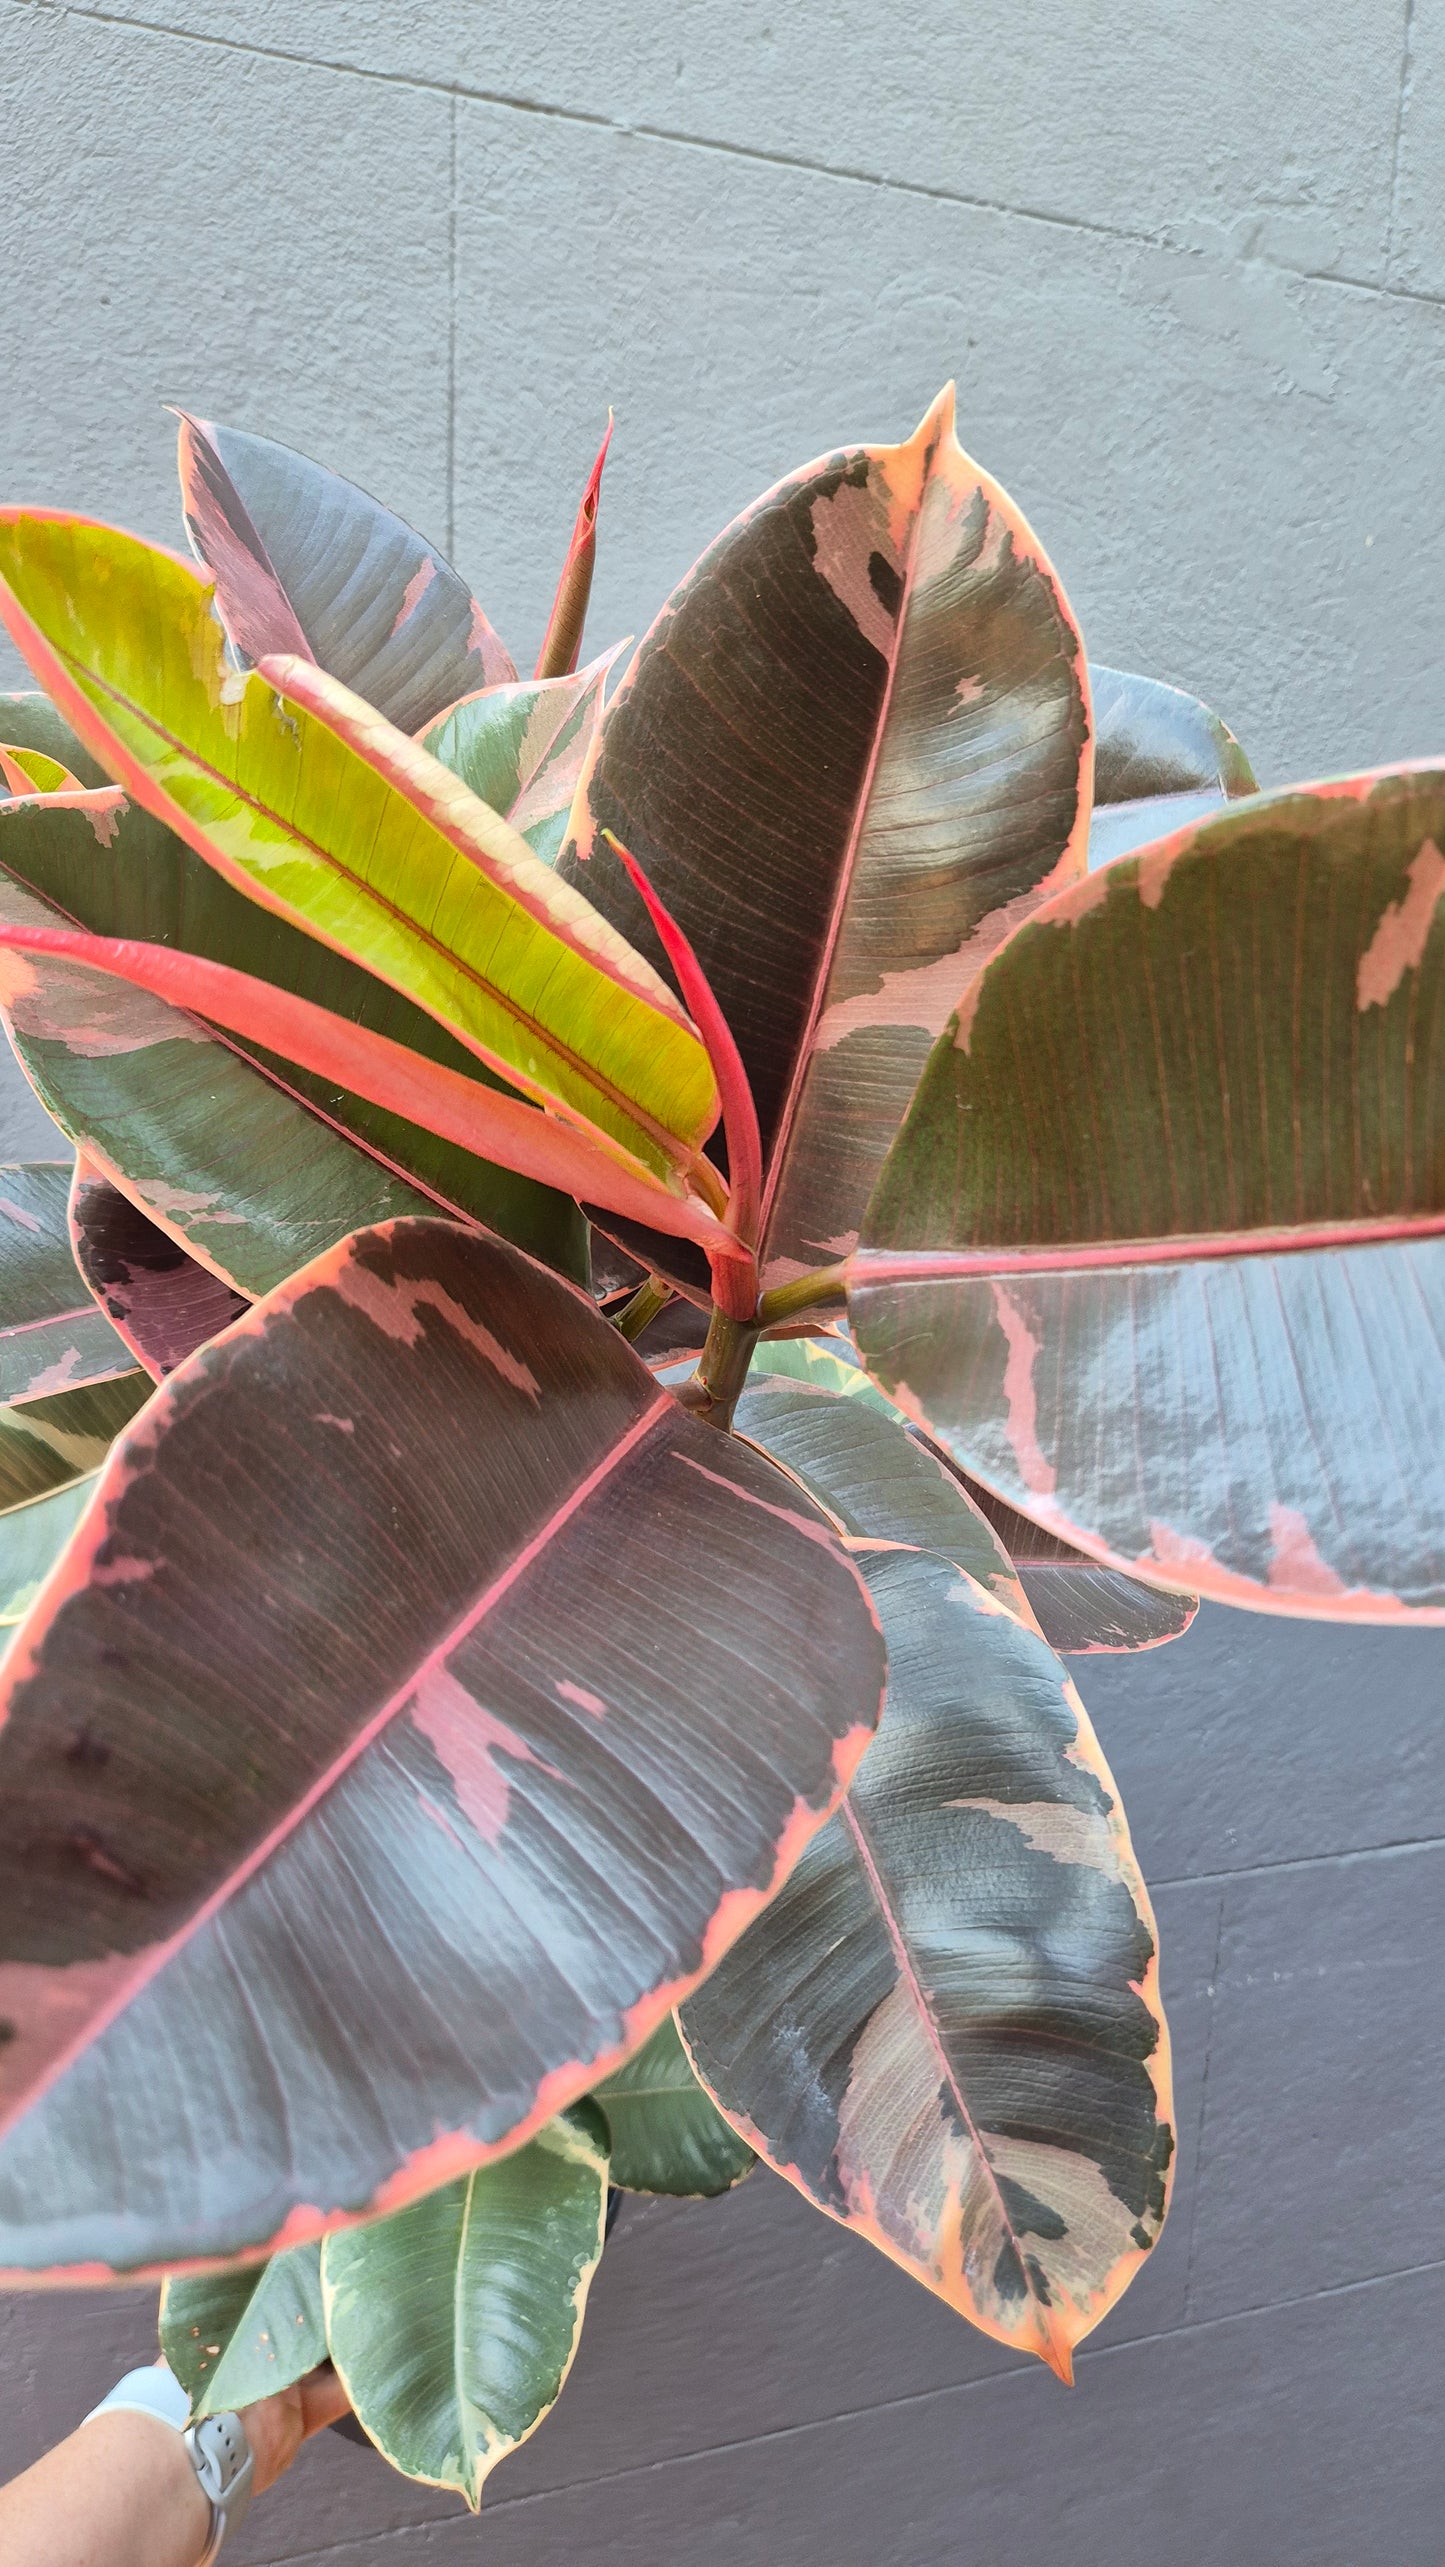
[675,1306,762,1432]
[755,1263,849,1331]
[612,1276,672,1343]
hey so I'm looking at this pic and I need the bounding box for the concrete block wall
[1,3,1442,2558]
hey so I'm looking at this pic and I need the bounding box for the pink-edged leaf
[0,711,590,1285]
[853,766,1445,1620]
[0,512,720,1187]
[421,651,621,870]
[685,1370,1171,2373]
[535,419,612,683]
[942,1469,1199,1654]
[682,1548,1172,2378]
[562,385,1091,1290]
[0,745,83,798]
[68,1156,249,1382]
[0,919,746,1278]
[603,831,763,1252]
[176,414,516,728]
[0,1218,885,2277]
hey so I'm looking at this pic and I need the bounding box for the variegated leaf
[0,1160,137,1402]
[0,738,588,1288]
[176,414,515,730]
[682,1545,1173,2376]
[594,2016,754,2198]
[1088,663,1257,871]
[953,1472,1199,1654]
[421,654,616,869]
[322,2107,609,2506]
[1,743,81,796]
[733,1367,1031,1621]
[161,2242,327,2415]
[69,1158,249,1380]
[852,766,1445,1618]
[0,1220,883,2277]
[0,524,716,1186]
[562,386,1090,1284]
[0,1373,149,1515]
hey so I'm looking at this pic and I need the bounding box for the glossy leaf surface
[1088,668,1256,871]
[0,915,747,1287]
[741,1345,1186,1650]
[562,386,1090,1281]
[853,767,1445,1618]
[422,657,614,868]
[956,1474,1199,1654]
[323,2107,608,2505]
[0,1373,149,1514]
[594,2016,754,2198]
[0,1476,97,1626]
[161,2242,326,2415]
[0,842,449,1299]
[69,1158,249,1380]
[0,691,590,1280]
[0,751,587,1290]
[683,1546,1173,2375]
[176,414,515,729]
[0,520,716,1180]
[733,1370,1031,1621]
[0,1160,136,1401]
[0,1221,884,2276]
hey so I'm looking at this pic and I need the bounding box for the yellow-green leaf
[0,515,718,1181]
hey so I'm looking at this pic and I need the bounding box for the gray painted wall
[1,3,1442,2559]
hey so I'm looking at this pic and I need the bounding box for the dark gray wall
[2,3,1443,2559]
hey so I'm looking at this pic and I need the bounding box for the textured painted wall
[1,2,1443,2559]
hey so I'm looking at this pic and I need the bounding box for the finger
[297,2363,352,2440]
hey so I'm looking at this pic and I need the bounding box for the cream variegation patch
[948,1796,1121,1879]
[984,2131,1158,2306]
[809,479,901,660]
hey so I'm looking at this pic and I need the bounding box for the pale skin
[0,2362,350,2567]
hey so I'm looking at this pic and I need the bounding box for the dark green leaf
[68,1160,249,1380]
[953,1473,1198,1654]
[683,1546,1173,2377]
[594,2016,754,2197]
[160,2243,326,2415]
[322,2107,608,2506]
[0,1220,884,2276]
[853,766,1445,1617]
[734,1365,1031,1620]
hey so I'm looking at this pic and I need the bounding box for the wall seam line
[256,2251,1445,2556]
[20,0,1445,316]
[1148,1830,1445,1894]
[1385,0,1420,282]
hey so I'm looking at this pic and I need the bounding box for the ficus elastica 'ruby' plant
[0,389,1438,2506]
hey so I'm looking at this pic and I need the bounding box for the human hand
[237,2362,353,2494]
